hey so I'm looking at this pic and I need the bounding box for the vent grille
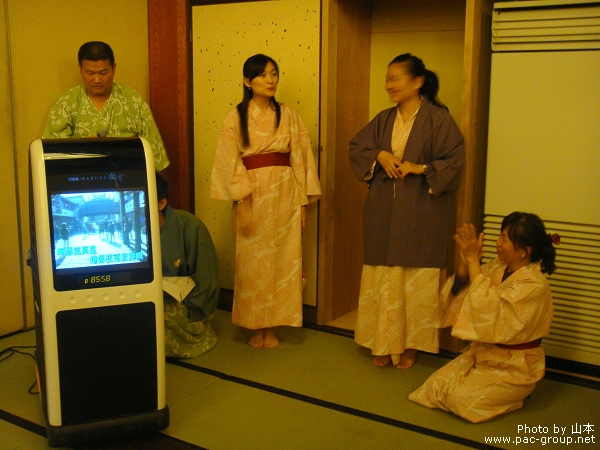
[483,215,600,365]
[492,0,600,51]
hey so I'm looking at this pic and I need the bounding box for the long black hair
[155,171,170,219]
[501,212,557,275]
[237,54,281,147]
[155,171,169,202]
[389,53,448,111]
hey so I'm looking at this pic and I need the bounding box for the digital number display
[77,272,132,289]
[85,275,111,284]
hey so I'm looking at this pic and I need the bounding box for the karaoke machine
[28,137,169,447]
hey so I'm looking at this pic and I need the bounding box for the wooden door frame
[148,0,193,212]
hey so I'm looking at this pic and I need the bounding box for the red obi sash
[495,338,542,350]
[243,153,290,170]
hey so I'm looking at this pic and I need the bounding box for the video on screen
[50,190,149,271]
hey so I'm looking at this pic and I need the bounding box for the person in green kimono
[156,172,220,358]
[42,41,170,171]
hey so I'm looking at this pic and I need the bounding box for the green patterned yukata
[42,83,170,171]
[161,205,219,358]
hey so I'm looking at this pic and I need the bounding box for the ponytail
[536,233,558,275]
[388,53,448,111]
[501,212,558,275]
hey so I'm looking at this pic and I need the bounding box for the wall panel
[0,0,23,335]
[370,0,465,133]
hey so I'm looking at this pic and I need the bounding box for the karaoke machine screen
[50,190,149,275]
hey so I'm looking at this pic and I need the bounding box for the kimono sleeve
[42,88,78,138]
[210,110,252,201]
[424,112,464,197]
[436,275,467,328]
[349,111,389,182]
[287,106,321,205]
[183,218,220,322]
[137,99,170,171]
[451,266,550,344]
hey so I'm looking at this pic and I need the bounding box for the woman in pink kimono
[409,212,558,423]
[210,54,321,348]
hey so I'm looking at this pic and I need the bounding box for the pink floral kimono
[210,100,321,329]
[409,259,553,423]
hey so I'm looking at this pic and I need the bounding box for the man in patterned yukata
[42,41,170,172]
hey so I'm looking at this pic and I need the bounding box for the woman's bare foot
[263,328,280,348]
[373,355,392,367]
[395,349,418,369]
[248,329,264,348]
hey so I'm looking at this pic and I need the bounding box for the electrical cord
[0,345,39,394]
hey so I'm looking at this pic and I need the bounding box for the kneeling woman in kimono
[409,212,558,423]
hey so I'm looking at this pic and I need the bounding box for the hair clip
[548,233,560,245]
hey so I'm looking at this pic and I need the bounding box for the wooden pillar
[458,0,493,230]
[318,0,372,325]
[148,0,193,211]
[441,0,493,353]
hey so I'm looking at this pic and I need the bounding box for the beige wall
[370,0,465,124]
[0,0,22,336]
[1,0,149,334]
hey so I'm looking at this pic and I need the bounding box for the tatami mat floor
[1,309,598,449]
